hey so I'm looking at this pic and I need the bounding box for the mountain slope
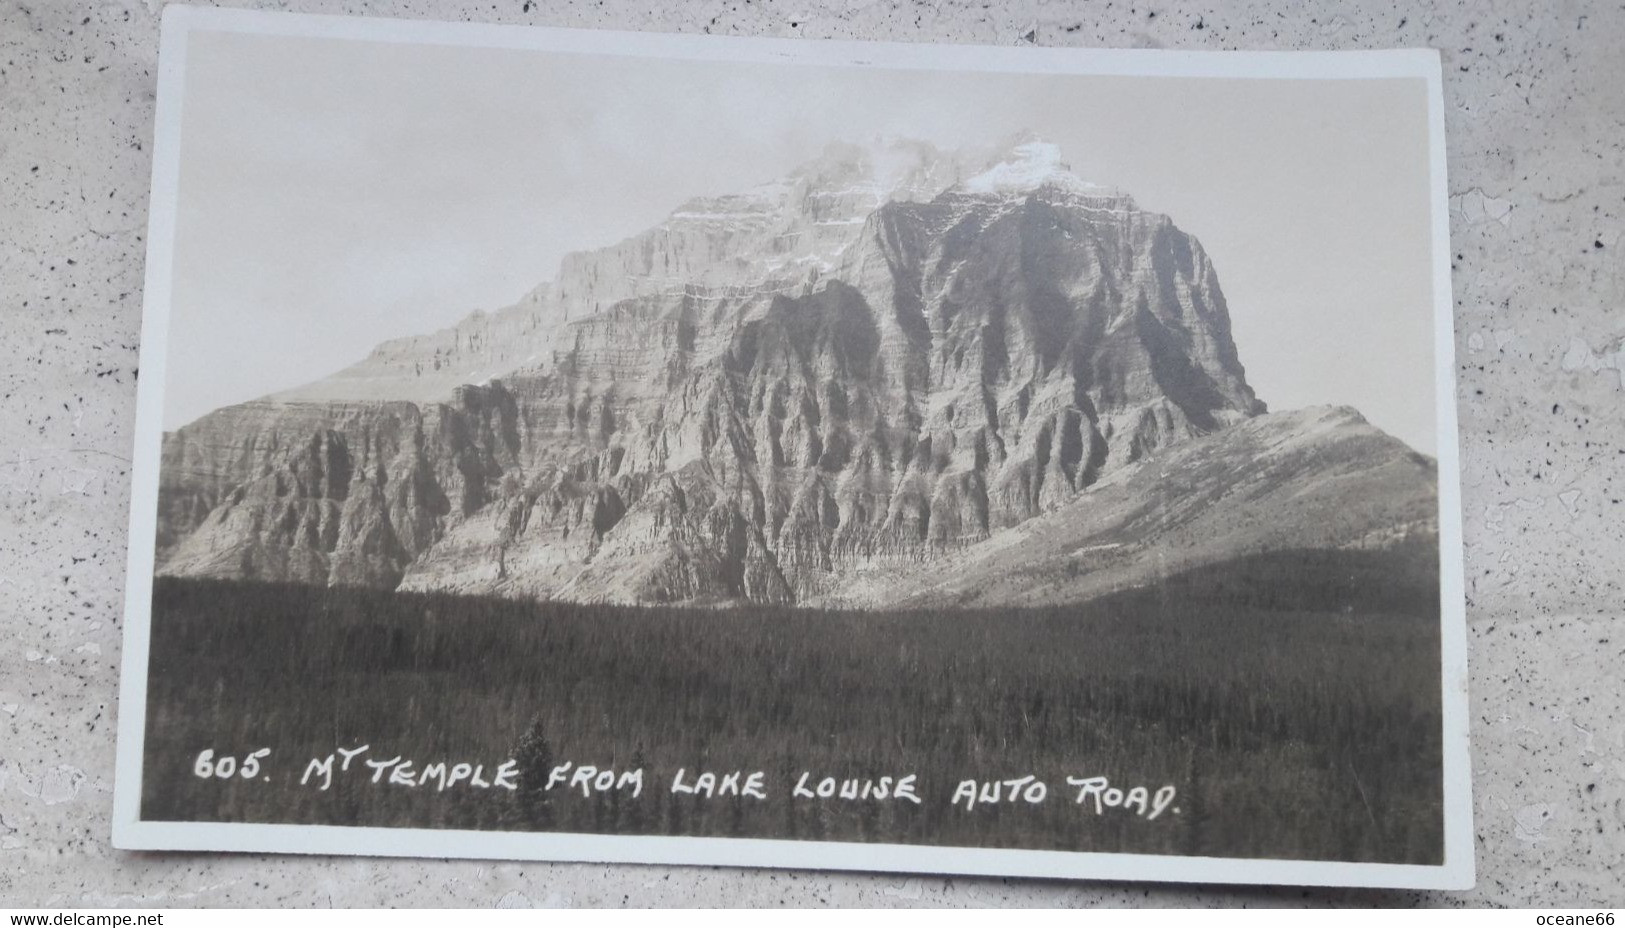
[819,406,1437,609]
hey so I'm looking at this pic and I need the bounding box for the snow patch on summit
[962,141,1112,197]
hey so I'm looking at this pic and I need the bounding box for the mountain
[819,405,1438,609]
[155,136,1427,606]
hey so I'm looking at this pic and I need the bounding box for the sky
[166,29,1438,453]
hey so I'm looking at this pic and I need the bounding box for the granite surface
[2,0,1622,908]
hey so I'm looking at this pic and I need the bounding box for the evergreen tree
[513,715,555,829]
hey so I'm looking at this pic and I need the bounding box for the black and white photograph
[113,6,1470,889]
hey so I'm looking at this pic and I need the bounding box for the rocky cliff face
[157,137,1299,604]
[157,387,519,587]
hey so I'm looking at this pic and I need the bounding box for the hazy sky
[166,29,1437,452]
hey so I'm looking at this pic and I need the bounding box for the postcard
[114,5,1471,889]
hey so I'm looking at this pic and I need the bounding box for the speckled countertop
[2,0,1622,908]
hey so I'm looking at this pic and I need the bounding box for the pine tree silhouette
[512,715,555,829]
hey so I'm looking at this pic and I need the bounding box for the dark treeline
[141,543,1443,864]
